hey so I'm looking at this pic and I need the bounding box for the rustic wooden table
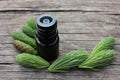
[0,0,120,80]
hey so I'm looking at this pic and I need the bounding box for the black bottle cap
[36,14,57,31]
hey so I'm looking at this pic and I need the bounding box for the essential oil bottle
[36,14,59,62]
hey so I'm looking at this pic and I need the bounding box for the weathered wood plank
[0,40,96,50]
[0,12,120,23]
[0,78,119,80]
[0,12,120,24]
[0,52,119,64]
[0,12,119,37]
[0,65,120,80]
[0,39,120,55]
[0,46,119,64]
[0,37,120,54]
[0,56,16,64]
[0,64,117,72]
[0,22,111,35]
[0,40,97,56]
[0,0,120,14]
[0,78,63,80]
[0,34,108,44]
[0,39,120,50]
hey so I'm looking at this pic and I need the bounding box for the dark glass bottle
[36,14,59,62]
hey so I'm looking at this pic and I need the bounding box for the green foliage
[16,53,50,69]
[91,36,114,56]
[13,40,37,55]
[79,50,114,69]
[22,25,35,38]
[11,15,115,72]
[78,36,115,69]
[48,50,88,72]
[11,31,36,48]
[27,17,36,30]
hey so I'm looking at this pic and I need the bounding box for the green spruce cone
[91,36,114,56]
[48,50,88,72]
[11,31,36,48]
[22,25,35,38]
[78,36,115,70]
[27,17,36,30]
[16,53,50,69]
[13,40,37,55]
[79,50,114,69]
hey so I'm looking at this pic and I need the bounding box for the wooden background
[0,0,120,80]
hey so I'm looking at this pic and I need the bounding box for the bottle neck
[36,14,58,46]
[36,28,59,45]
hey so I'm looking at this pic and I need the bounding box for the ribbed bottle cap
[36,14,57,31]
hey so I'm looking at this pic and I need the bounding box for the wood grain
[0,0,120,14]
[0,65,120,80]
[0,0,120,80]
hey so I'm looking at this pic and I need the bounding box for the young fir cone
[79,50,114,69]
[16,53,50,69]
[13,40,37,55]
[48,50,88,72]
[27,17,36,30]
[78,36,115,70]
[22,25,35,38]
[11,31,36,48]
[90,36,115,56]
